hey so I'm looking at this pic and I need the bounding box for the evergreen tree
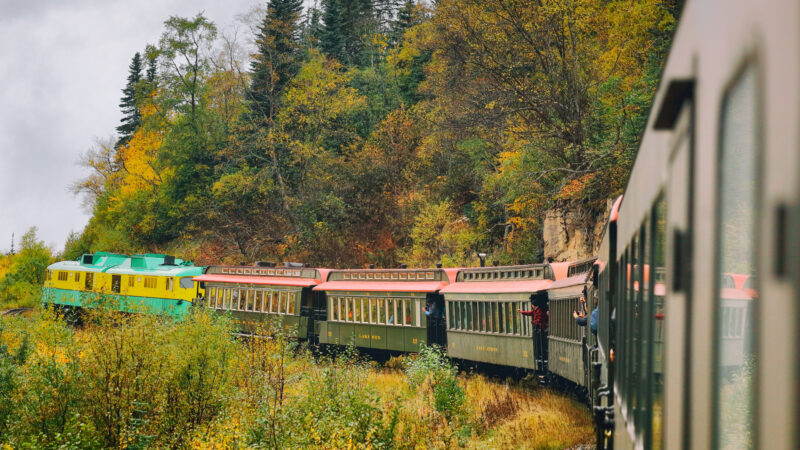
[301,2,325,48]
[145,52,157,84]
[247,0,305,124]
[320,0,376,66]
[390,0,415,47]
[116,52,143,148]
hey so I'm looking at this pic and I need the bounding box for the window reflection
[715,65,757,450]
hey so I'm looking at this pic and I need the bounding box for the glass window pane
[246,289,254,311]
[230,289,239,310]
[652,196,667,450]
[715,65,758,450]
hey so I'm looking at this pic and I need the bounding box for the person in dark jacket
[573,306,599,335]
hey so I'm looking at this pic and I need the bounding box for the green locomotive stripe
[42,287,192,318]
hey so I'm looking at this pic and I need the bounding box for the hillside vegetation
[0,308,592,448]
[66,0,681,268]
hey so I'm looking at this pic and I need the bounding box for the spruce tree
[320,0,376,66]
[247,0,305,124]
[390,0,415,47]
[116,52,143,148]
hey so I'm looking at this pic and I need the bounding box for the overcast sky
[0,0,276,254]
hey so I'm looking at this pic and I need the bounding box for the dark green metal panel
[404,327,427,352]
[338,323,356,345]
[386,326,405,351]
[353,324,371,347]
[369,325,388,350]
[446,331,535,369]
[548,337,585,385]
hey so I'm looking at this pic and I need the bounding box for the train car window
[254,290,262,312]
[206,287,214,308]
[74,272,80,282]
[166,278,173,292]
[379,298,387,324]
[651,195,667,449]
[58,271,68,281]
[245,290,253,311]
[329,297,336,320]
[278,291,286,315]
[179,277,193,289]
[638,218,651,438]
[215,288,222,309]
[714,64,758,450]
[619,248,629,413]
[85,273,94,290]
[496,303,503,333]
[289,292,297,314]
[392,298,399,325]
[231,289,240,310]
[468,302,475,331]
[632,232,642,424]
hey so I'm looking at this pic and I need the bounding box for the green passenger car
[42,252,204,318]
[545,259,596,386]
[194,264,330,338]
[314,268,456,352]
[440,263,567,369]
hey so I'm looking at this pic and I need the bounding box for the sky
[0,0,271,254]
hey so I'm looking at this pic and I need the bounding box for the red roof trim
[313,280,448,293]
[440,279,554,294]
[193,274,319,287]
[610,195,623,222]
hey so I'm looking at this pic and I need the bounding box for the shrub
[405,344,467,422]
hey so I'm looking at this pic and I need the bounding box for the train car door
[111,275,122,294]
[425,293,447,347]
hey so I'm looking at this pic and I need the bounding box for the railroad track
[0,308,33,317]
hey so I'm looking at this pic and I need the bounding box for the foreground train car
[42,252,203,316]
[589,0,800,448]
[440,263,566,370]
[194,264,330,337]
[314,268,457,352]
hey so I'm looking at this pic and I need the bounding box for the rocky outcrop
[542,199,612,262]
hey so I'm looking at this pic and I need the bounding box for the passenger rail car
[544,259,597,389]
[440,263,567,370]
[314,268,458,352]
[589,0,800,448]
[193,263,331,338]
[42,252,204,317]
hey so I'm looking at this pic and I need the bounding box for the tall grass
[0,309,593,448]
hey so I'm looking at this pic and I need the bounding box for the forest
[60,0,680,269]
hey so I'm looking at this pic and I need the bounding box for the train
[40,0,800,447]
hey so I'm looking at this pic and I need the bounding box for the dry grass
[365,368,594,449]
